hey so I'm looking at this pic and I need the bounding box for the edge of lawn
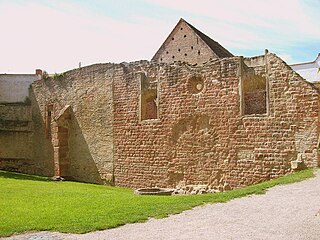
[149,168,317,218]
[0,168,317,237]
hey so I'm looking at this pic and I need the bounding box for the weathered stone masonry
[113,53,319,190]
[29,52,319,191]
[31,64,115,184]
[2,19,318,192]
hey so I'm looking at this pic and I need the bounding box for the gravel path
[4,170,320,240]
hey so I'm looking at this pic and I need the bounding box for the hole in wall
[160,58,163,61]
[139,73,158,121]
[172,37,174,40]
[141,90,158,120]
[172,56,175,59]
[178,49,181,52]
[198,50,201,55]
[187,75,204,94]
[196,83,203,91]
[180,27,183,30]
[45,104,53,139]
[191,46,193,50]
[184,35,187,38]
[242,75,267,115]
[184,53,187,56]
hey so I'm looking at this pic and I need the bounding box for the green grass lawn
[0,169,316,237]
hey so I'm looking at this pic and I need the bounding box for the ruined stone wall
[31,64,115,183]
[0,104,35,173]
[113,53,319,190]
[26,53,319,190]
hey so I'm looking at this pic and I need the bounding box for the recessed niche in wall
[187,75,204,94]
[45,104,53,139]
[139,72,158,121]
[242,74,267,115]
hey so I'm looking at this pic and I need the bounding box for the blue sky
[0,0,319,73]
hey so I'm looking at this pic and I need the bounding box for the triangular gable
[184,21,233,58]
[152,18,233,65]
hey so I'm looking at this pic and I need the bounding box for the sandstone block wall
[113,53,319,190]
[23,52,320,190]
[31,64,115,183]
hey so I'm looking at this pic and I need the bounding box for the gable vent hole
[180,27,183,30]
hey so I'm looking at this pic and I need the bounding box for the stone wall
[31,64,115,184]
[113,53,319,190]
[0,104,35,173]
[23,52,320,190]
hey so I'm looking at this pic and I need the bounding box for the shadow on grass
[0,170,50,182]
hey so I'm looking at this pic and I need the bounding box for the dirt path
[5,170,320,240]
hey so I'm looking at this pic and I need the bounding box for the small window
[141,94,157,120]
[184,53,187,56]
[160,58,163,61]
[139,73,158,121]
[191,46,193,50]
[172,56,175,59]
[45,104,53,139]
[198,50,201,55]
[184,35,187,38]
[242,75,267,115]
[172,37,174,40]
[178,49,181,52]
[166,51,169,54]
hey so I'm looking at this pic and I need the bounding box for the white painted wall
[0,74,40,103]
[290,54,320,83]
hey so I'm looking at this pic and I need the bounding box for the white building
[0,70,42,103]
[290,54,320,83]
